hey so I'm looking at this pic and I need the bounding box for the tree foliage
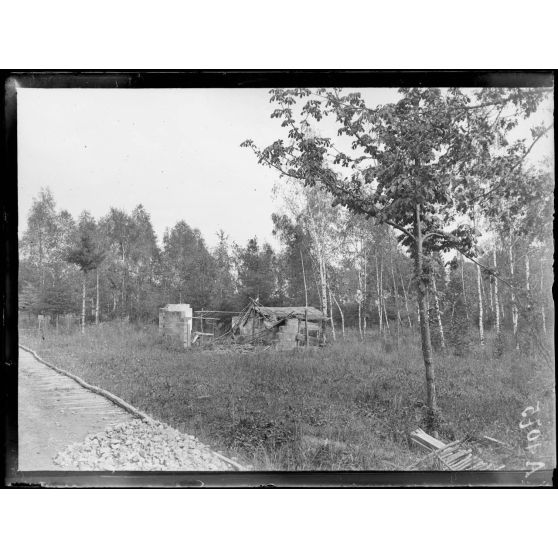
[242,86,553,425]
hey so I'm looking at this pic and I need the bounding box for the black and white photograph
[4,71,555,487]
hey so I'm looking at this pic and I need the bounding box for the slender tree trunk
[300,250,309,348]
[525,254,530,293]
[524,253,532,348]
[480,271,487,315]
[320,257,328,320]
[356,261,364,340]
[460,253,469,321]
[121,245,126,321]
[379,254,384,336]
[364,247,368,336]
[488,270,494,313]
[509,241,519,349]
[321,265,328,343]
[431,274,446,349]
[540,258,546,335]
[38,232,44,291]
[390,252,401,346]
[332,294,345,338]
[399,269,413,329]
[414,203,437,427]
[328,285,336,342]
[95,269,100,325]
[357,302,363,341]
[375,255,385,335]
[81,272,86,335]
[382,297,390,334]
[375,254,382,334]
[306,211,328,331]
[121,274,125,320]
[476,264,484,345]
[493,250,500,334]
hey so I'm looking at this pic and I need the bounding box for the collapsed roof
[253,305,326,322]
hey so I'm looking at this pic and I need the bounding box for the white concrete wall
[159,304,193,348]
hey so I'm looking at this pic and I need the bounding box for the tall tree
[20,189,80,315]
[234,237,279,306]
[129,205,160,320]
[476,260,485,345]
[243,86,552,429]
[100,208,136,320]
[211,230,236,310]
[272,214,315,306]
[273,178,343,318]
[482,165,553,349]
[66,212,105,334]
[21,187,59,292]
[492,249,500,335]
[162,220,216,309]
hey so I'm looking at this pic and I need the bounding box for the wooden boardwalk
[18,348,135,470]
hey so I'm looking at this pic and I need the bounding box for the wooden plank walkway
[18,348,135,470]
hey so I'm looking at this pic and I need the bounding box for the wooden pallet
[409,428,504,471]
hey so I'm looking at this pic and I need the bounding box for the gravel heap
[53,418,236,471]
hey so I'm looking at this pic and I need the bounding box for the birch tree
[493,249,500,334]
[66,213,105,334]
[476,262,485,345]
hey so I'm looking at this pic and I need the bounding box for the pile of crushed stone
[53,418,236,471]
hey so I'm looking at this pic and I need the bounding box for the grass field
[19,322,556,471]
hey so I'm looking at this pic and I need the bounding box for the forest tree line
[240,86,554,426]
[20,169,552,353]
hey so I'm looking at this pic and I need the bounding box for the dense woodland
[20,169,553,350]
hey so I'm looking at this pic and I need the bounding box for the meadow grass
[19,322,555,471]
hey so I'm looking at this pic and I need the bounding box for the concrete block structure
[158,304,193,349]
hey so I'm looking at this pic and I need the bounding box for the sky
[17,87,553,249]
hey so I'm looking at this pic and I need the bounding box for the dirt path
[18,348,135,470]
[18,347,243,471]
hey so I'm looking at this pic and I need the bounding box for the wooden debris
[405,439,461,470]
[410,428,446,451]
[409,428,502,471]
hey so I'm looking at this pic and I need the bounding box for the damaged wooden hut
[231,301,327,349]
